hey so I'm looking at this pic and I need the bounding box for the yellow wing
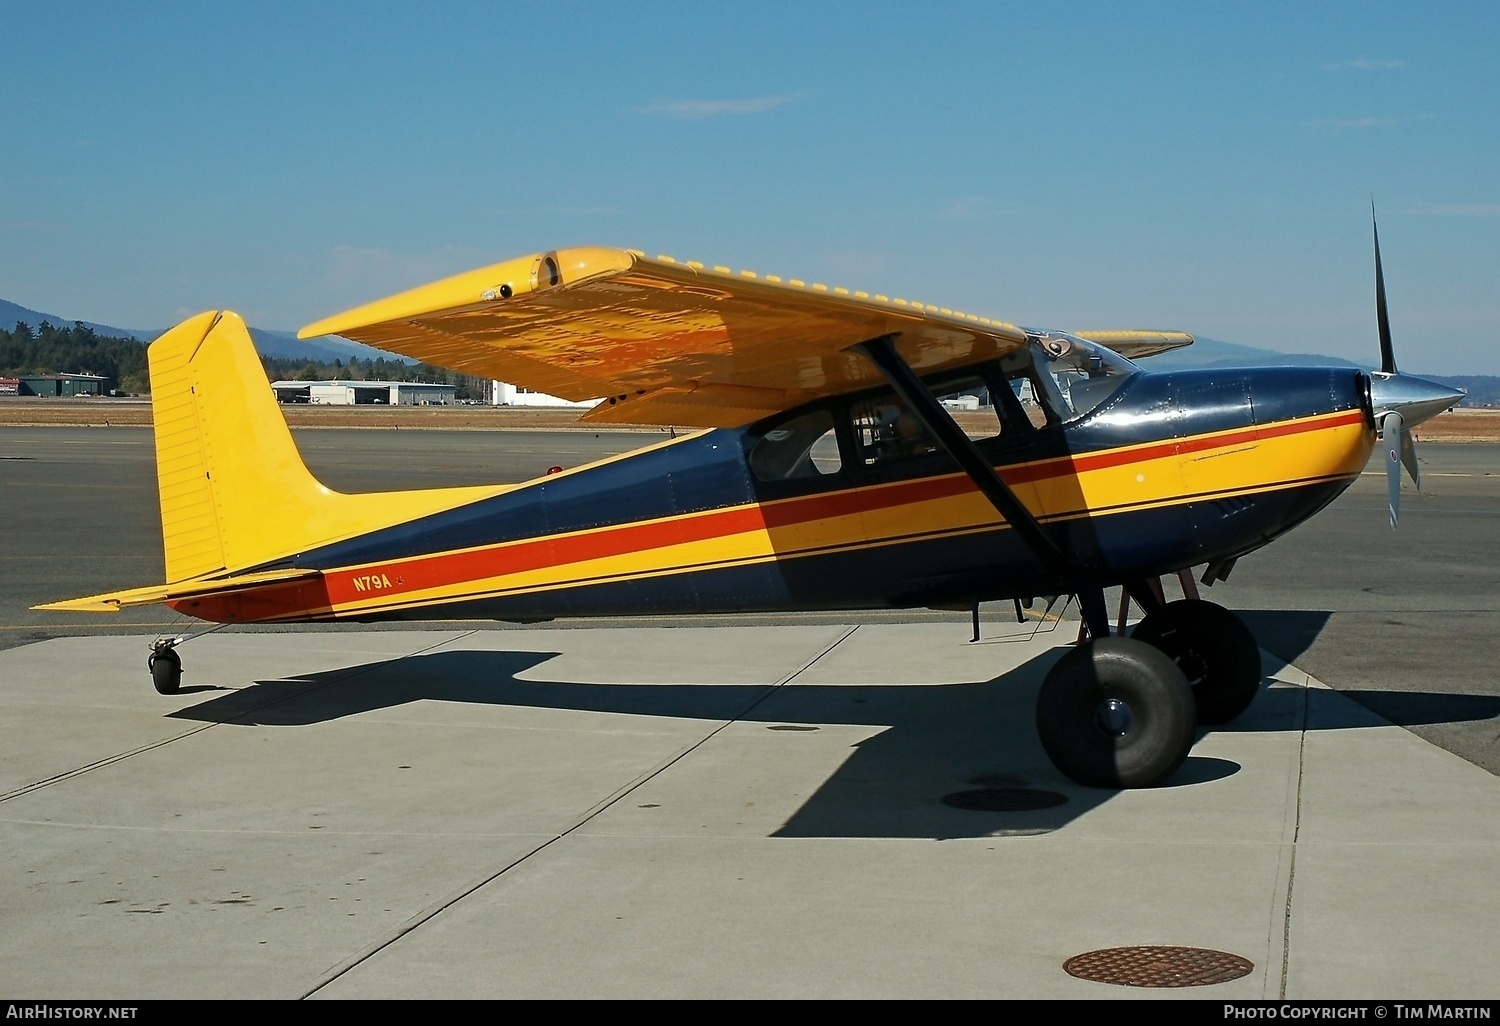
[1072,330,1194,361]
[299,247,1031,428]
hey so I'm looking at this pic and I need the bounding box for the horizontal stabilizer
[33,569,323,614]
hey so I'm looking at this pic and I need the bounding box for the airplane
[36,214,1463,790]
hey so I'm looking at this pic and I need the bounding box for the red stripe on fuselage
[322,504,773,605]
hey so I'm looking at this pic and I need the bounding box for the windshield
[1028,332,1138,422]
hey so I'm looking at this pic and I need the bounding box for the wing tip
[297,246,638,341]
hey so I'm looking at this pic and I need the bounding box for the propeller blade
[1373,202,1397,375]
[1400,426,1421,490]
[1383,411,1404,529]
[1366,203,1463,529]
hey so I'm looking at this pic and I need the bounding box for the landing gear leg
[1132,599,1262,725]
[1036,637,1195,788]
[148,640,182,695]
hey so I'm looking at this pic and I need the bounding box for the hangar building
[489,381,599,408]
[271,380,457,406]
[2,373,112,397]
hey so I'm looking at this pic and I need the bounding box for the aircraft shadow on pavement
[1235,608,1500,732]
[162,637,1500,840]
[1236,609,1334,664]
[169,647,1126,839]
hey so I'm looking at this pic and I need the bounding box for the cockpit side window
[849,375,998,467]
[1003,334,1139,425]
[931,377,1000,440]
[1000,346,1062,428]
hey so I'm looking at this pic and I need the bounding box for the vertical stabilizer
[147,311,504,584]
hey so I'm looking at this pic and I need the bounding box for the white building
[489,381,600,408]
[272,380,457,406]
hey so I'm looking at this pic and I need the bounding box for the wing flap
[33,568,323,613]
[300,247,1030,426]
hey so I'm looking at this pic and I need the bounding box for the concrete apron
[0,623,1495,999]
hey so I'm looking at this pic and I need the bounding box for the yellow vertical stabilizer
[148,312,509,584]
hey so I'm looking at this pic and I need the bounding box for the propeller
[1366,203,1465,528]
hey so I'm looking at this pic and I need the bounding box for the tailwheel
[1036,637,1196,788]
[148,645,182,695]
[1132,599,1262,725]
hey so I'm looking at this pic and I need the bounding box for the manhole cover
[1063,945,1254,988]
[941,787,1068,812]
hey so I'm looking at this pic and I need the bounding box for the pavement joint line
[0,720,223,805]
[0,630,478,803]
[1278,679,1310,1001]
[297,623,862,1000]
[0,622,191,630]
[0,816,553,838]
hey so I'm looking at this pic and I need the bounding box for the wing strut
[850,334,1112,640]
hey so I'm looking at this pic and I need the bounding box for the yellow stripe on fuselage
[306,410,1372,618]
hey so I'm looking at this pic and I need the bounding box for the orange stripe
[323,504,771,605]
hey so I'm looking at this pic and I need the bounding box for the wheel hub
[1176,647,1209,688]
[1094,698,1133,738]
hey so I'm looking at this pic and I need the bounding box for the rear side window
[748,410,843,482]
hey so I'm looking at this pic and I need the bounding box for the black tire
[149,648,182,695]
[1132,599,1262,725]
[1035,637,1196,788]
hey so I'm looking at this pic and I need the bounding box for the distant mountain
[1146,337,1496,406]
[1424,375,1500,407]
[247,328,408,366]
[1147,336,1365,371]
[0,298,150,343]
[1,297,409,365]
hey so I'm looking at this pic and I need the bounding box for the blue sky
[4,2,1497,373]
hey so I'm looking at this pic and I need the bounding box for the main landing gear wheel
[1036,637,1196,789]
[148,646,182,695]
[1132,599,1262,725]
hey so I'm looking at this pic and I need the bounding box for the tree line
[1,322,491,400]
[0,322,150,393]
